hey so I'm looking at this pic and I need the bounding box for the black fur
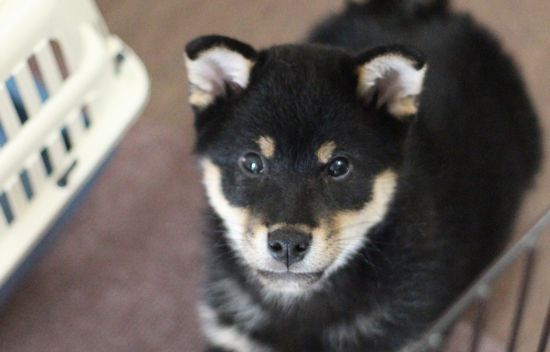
[189,1,541,351]
[355,44,426,69]
[186,35,257,61]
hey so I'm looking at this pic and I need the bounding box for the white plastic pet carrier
[0,0,149,298]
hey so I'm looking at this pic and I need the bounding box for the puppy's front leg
[199,302,269,352]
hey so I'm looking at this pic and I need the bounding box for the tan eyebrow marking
[317,141,337,164]
[257,136,275,158]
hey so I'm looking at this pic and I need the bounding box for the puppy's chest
[251,310,387,352]
[203,281,386,352]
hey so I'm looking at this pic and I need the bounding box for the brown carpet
[0,1,549,351]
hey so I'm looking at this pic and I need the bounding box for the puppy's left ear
[184,35,257,110]
[356,46,427,120]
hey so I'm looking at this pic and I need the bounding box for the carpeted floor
[0,1,548,351]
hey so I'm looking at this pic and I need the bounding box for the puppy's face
[185,36,427,295]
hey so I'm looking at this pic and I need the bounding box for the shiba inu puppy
[183,0,541,350]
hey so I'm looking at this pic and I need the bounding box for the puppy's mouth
[256,270,324,284]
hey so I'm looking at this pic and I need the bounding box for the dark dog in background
[183,0,541,350]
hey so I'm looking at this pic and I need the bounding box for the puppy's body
[185,1,541,351]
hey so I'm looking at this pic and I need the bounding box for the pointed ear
[356,46,427,119]
[184,35,257,109]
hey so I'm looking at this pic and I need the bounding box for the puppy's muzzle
[267,229,312,267]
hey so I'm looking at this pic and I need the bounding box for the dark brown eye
[240,152,265,175]
[327,157,351,179]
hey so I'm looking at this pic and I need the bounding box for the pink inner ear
[203,57,230,96]
[186,47,254,100]
[376,71,402,108]
[358,54,427,109]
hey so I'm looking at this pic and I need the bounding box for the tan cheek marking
[200,158,250,246]
[257,136,276,159]
[250,218,267,234]
[248,220,268,256]
[311,219,331,251]
[307,219,335,267]
[332,169,398,230]
[316,169,397,273]
[312,222,329,238]
[249,218,268,243]
[330,169,398,251]
[317,141,336,164]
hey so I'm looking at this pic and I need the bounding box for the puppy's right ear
[184,35,257,110]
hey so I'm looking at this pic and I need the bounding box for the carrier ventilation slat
[0,38,69,153]
[34,41,64,95]
[60,126,72,151]
[27,54,50,102]
[46,132,68,171]
[0,206,6,232]
[5,76,28,124]
[40,148,53,176]
[0,192,14,226]
[26,154,48,197]
[67,110,85,142]
[19,170,34,200]
[49,40,70,80]
[0,121,6,147]
[0,123,81,230]
[81,106,92,128]
[0,85,22,139]
[5,177,28,220]
[13,62,43,117]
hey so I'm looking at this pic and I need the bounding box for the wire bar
[506,247,537,352]
[536,301,550,352]
[409,209,550,352]
[470,293,489,352]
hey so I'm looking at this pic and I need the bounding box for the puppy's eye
[239,152,265,175]
[327,157,351,179]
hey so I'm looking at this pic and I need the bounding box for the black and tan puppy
[183,0,541,350]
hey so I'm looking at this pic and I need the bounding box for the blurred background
[0,1,548,351]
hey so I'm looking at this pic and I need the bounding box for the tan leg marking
[198,303,272,352]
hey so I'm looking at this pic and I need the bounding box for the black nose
[267,230,311,266]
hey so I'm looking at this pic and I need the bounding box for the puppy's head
[184,35,427,295]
